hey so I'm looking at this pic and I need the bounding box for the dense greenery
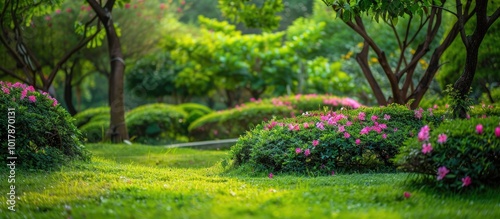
[396,117,500,190]
[230,104,444,174]
[0,82,89,170]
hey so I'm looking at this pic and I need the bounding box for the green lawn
[1,144,499,218]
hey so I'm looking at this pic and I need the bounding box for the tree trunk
[87,0,129,143]
[64,72,77,116]
[452,39,481,118]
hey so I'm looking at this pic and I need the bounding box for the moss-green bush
[259,94,362,113]
[395,117,500,190]
[230,104,444,175]
[126,103,188,145]
[79,120,109,143]
[189,104,293,141]
[0,81,89,170]
[178,103,212,115]
[73,106,110,128]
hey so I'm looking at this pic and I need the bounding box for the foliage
[188,104,292,141]
[73,106,110,128]
[258,94,362,113]
[0,81,89,170]
[444,84,474,119]
[125,103,188,145]
[230,104,445,174]
[79,120,109,143]
[395,117,500,190]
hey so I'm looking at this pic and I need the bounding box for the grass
[1,144,499,219]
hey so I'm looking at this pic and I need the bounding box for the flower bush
[230,104,444,174]
[0,81,89,170]
[395,117,500,190]
[126,103,188,145]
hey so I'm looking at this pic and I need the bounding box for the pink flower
[404,192,411,199]
[360,126,370,135]
[52,99,58,107]
[331,171,335,176]
[422,143,432,154]
[346,121,352,126]
[371,115,378,122]
[437,166,449,180]
[466,114,470,119]
[316,122,325,130]
[414,108,423,119]
[2,87,9,94]
[28,95,36,103]
[344,132,351,139]
[20,89,27,100]
[55,9,61,14]
[358,112,366,121]
[418,125,430,142]
[338,125,345,133]
[384,114,391,121]
[437,134,447,144]
[433,104,438,109]
[355,139,361,145]
[304,149,311,157]
[461,176,472,187]
[495,127,500,138]
[476,124,483,134]
[382,133,387,139]
[303,123,309,129]
[295,148,302,154]
[268,173,273,179]
[288,124,300,131]
[312,140,319,147]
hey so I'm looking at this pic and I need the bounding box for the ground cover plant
[1,144,499,218]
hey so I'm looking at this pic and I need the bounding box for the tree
[0,0,100,92]
[219,0,500,112]
[86,0,129,143]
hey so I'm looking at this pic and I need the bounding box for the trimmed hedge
[126,103,188,145]
[73,106,110,128]
[0,81,89,170]
[395,117,500,190]
[230,104,445,174]
[189,104,293,141]
[259,94,362,113]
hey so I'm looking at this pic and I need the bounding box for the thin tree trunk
[64,72,77,116]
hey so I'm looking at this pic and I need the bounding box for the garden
[1,0,500,218]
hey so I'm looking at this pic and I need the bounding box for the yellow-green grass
[0,144,499,219]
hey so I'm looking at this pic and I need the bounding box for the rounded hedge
[79,120,109,143]
[0,81,89,170]
[73,106,110,128]
[188,104,293,141]
[258,94,362,113]
[230,104,444,175]
[126,103,188,145]
[395,117,500,190]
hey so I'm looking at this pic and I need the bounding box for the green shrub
[73,106,110,128]
[79,120,109,143]
[189,104,293,141]
[230,104,445,175]
[126,103,188,145]
[178,103,212,115]
[395,117,500,190]
[0,81,89,170]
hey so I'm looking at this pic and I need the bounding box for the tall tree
[86,0,129,143]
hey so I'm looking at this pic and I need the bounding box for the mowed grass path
[1,144,499,219]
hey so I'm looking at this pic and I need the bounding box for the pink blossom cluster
[0,81,58,106]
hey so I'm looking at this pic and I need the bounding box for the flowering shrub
[395,117,500,190]
[126,103,188,145]
[230,104,444,174]
[188,104,293,141]
[0,81,89,170]
[189,94,362,141]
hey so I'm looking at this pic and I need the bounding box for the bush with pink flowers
[230,104,444,174]
[0,81,89,170]
[396,117,500,190]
